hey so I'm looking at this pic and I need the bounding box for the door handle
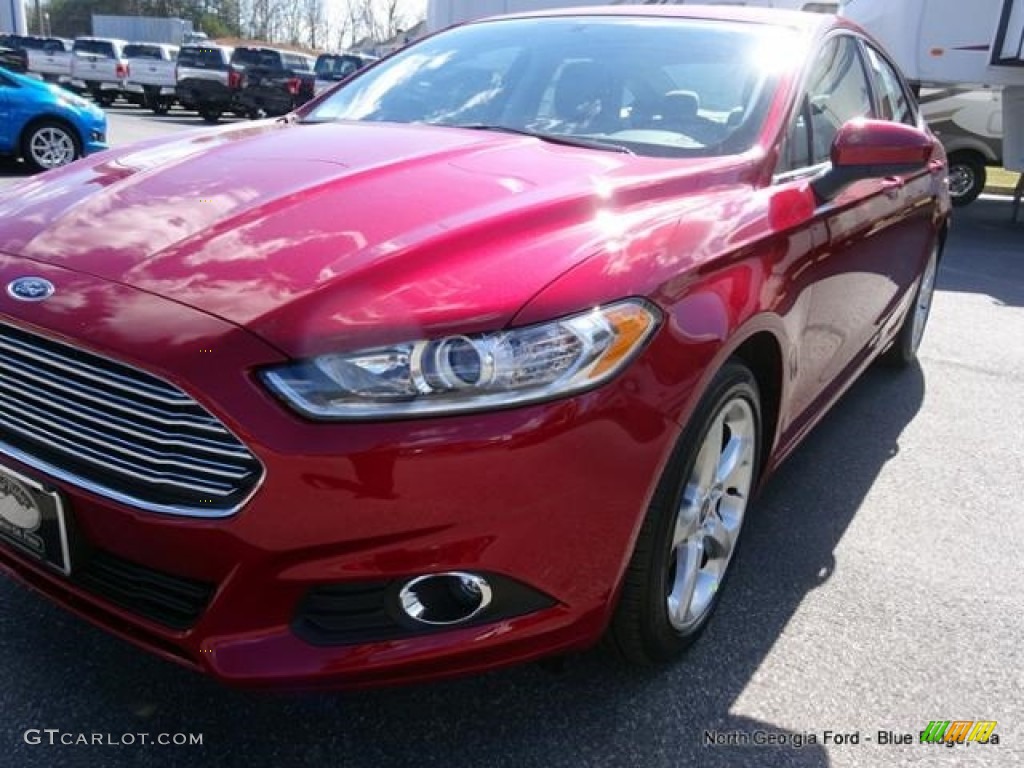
[881,176,904,198]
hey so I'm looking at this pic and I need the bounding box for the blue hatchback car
[0,65,107,172]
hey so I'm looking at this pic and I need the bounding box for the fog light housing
[398,572,493,626]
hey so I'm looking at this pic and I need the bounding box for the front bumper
[79,115,107,155]
[0,261,681,689]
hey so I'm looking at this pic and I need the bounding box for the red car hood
[0,120,750,357]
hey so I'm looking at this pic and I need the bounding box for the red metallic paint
[0,8,950,689]
[832,119,937,168]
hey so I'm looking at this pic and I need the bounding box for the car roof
[485,4,833,33]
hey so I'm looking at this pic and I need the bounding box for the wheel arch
[943,142,998,166]
[664,313,790,487]
[728,330,785,482]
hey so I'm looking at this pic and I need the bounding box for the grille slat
[0,344,227,434]
[0,323,262,516]
[0,333,194,405]
[0,370,253,460]
[0,400,238,497]
[0,379,252,481]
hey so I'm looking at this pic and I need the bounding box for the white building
[1,0,28,35]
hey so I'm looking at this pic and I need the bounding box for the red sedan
[0,6,948,689]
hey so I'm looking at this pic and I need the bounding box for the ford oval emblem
[6,277,55,302]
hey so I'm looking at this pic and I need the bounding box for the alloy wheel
[666,396,756,633]
[28,125,77,169]
[948,164,975,200]
[909,245,939,354]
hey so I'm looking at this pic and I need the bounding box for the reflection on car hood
[0,120,741,356]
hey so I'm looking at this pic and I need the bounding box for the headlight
[57,93,91,110]
[261,299,660,420]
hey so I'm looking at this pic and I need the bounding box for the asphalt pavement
[0,108,1022,768]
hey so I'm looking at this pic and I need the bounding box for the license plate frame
[0,463,72,575]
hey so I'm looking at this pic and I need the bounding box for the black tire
[199,107,222,124]
[883,241,940,368]
[947,151,986,207]
[607,361,762,664]
[20,119,82,173]
[152,101,171,116]
[95,92,115,107]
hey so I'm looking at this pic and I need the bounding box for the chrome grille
[0,323,262,517]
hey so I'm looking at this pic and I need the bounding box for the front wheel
[883,241,940,367]
[947,151,986,207]
[199,107,222,124]
[20,120,81,172]
[607,361,761,664]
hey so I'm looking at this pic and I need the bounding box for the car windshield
[303,16,801,158]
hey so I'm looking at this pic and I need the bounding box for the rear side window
[177,47,227,69]
[18,36,47,50]
[284,54,313,72]
[257,50,283,68]
[124,44,164,60]
[74,40,115,58]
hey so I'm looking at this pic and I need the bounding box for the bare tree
[303,0,324,49]
[346,0,412,46]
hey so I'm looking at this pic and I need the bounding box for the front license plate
[0,464,71,575]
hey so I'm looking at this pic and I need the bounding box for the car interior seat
[552,60,619,133]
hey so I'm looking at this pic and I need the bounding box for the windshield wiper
[453,124,633,155]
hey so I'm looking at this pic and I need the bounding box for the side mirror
[812,118,934,202]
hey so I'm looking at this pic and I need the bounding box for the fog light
[398,572,493,626]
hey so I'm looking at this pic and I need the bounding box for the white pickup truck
[123,43,179,114]
[70,37,130,106]
[0,34,73,84]
[25,37,73,84]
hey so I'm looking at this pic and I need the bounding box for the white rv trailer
[841,0,1024,191]
[840,0,1024,87]
[427,1,837,34]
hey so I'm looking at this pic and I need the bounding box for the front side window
[864,44,916,125]
[303,17,802,159]
[781,35,872,173]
